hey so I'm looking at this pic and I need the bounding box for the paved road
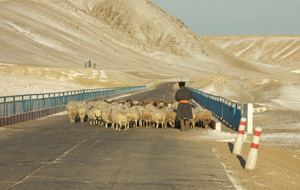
[0,83,235,190]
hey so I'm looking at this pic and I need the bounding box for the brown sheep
[165,109,177,128]
[199,110,212,129]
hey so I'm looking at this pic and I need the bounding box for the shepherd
[175,81,193,131]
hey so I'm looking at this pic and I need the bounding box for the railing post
[43,94,45,109]
[22,95,25,113]
[48,94,51,108]
[4,97,7,117]
[37,95,39,110]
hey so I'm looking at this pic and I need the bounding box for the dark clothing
[175,88,193,119]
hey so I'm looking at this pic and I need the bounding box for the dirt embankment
[210,141,300,190]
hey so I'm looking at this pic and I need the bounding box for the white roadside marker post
[232,117,247,155]
[245,127,262,170]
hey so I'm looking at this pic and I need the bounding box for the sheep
[67,105,78,123]
[199,110,212,129]
[171,102,179,110]
[101,108,113,128]
[97,100,110,109]
[112,109,129,131]
[66,100,77,112]
[134,105,144,126]
[77,105,88,122]
[87,106,95,125]
[190,108,201,128]
[87,106,102,126]
[65,98,213,131]
[151,107,166,129]
[165,109,177,128]
[66,101,80,123]
[125,106,141,128]
[142,104,156,128]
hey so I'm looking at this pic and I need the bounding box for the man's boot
[180,119,185,131]
[185,120,190,131]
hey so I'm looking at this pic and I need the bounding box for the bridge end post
[242,103,253,134]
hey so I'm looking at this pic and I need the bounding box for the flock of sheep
[65,99,212,131]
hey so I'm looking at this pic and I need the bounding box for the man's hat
[178,81,186,86]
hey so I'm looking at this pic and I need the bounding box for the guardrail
[187,87,243,131]
[0,86,146,127]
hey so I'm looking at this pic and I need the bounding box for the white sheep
[142,104,156,128]
[190,108,200,128]
[126,106,141,128]
[77,105,88,122]
[87,106,102,126]
[151,107,166,128]
[112,109,129,131]
[101,108,113,128]
[66,101,79,123]
[67,105,78,123]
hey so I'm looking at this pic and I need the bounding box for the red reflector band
[254,131,262,136]
[251,143,259,149]
[240,121,246,126]
[238,130,244,134]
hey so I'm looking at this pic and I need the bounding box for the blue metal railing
[0,86,146,117]
[187,87,242,130]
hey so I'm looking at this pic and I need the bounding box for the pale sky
[150,0,300,35]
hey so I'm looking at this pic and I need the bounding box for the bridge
[0,83,240,189]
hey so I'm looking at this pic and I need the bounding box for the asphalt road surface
[0,83,235,190]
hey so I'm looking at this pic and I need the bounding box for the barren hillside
[1,0,265,77]
[203,35,300,69]
[0,0,299,112]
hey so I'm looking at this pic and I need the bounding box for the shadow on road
[237,155,246,169]
[228,142,234,153]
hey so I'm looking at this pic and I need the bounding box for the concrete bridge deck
[0,83,235,190]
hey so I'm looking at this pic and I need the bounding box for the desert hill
[203,35,300,69]
[0,0,300,114]
[1,0,265,77]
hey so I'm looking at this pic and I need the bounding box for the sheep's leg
[111,122,115,129]
[135,120,138,128]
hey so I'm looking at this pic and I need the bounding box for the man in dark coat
[175,81,193,131]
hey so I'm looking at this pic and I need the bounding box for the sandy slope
[1,0,300,189]
[203,35,300,68]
